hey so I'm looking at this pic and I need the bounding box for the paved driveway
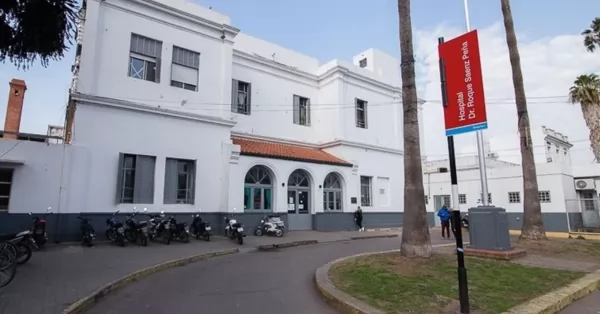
[88,237,454,314]
[559,290,600,314]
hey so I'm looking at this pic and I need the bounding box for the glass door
[287,190,297,214]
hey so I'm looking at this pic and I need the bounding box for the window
[170,46,200,91]
[360,176,372,207]
[244,166,273,210]
[425,195,428,205]
[293,95,311,126]
[164,158,196,204]
[116,154,156,204]
[231,80,251,115]
[356,98,368,128]
[480,193,492,204]
[539,191,551,203]
[359,58,367,68]
[128,34,162,83]
[323,173,343,211]
[0,169,13,211]
[458,194,467,204]
[508,192,521,203]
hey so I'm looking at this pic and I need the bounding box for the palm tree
[582,17,600,52]
[500,0,547,240]
[398,0,432,257]
[568,74,600,161]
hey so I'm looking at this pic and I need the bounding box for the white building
[425,126,599,233]
[17,0,433,236]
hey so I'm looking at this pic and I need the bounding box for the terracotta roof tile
[232,137,352,167]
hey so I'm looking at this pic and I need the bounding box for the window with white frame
[539,191,551,203]
[128,34,162,83]
[0,169,13,211]
[116,153,156,204]
[231,80,251,115]
[170,46,200,91]
[360,176,372,206]
[480,193,492,204]
[458,194,467,204]
[293,95,310,126]
[508,192,521,203]
[356,98,368,128]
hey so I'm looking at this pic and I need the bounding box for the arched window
[323,173,343,211]
[288,170,310,187]
[244,166,273,210]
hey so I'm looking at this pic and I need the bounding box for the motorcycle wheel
[204,233,211,242]
[254,228,263,236]
[124,229,136,243]
[226,228,234,239]
[141,235,148,247]
[118,235,125,247]
[182,233,190,243]
[15,243,32,265]
[0,244,17,288]
[275,229,284,237]
[165,232,172,245]
[237,234,244,245]
[106,230,116,242]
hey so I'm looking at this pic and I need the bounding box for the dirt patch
[330,252,584,314]
[514,237,600,262]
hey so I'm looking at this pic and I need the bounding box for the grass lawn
[513,237,600,262]
[330,253,585,314]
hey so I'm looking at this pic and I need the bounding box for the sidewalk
[0,230,398,314]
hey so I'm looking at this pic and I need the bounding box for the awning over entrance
[0,159,25,168]
[232,137,352,167]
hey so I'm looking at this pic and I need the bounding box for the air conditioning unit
[574,179,596,191]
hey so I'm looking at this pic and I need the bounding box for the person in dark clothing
[354,206,364,232]
[437,205,451,239]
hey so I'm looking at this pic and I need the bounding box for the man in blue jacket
[437,205,451,239]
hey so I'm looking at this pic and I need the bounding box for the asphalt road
[88,237,440,314]
[558,290,600,314]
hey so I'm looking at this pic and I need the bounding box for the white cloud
[416,22,600,164]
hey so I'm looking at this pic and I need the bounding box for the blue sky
[1,0,599,159]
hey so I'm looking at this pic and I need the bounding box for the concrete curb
[313,243,458,314]
[62,248,239,314]
[256,234,399,251]
[502,269,600,314]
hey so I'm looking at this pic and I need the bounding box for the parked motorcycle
[190,209,211,241]
[77,214,96,247]
[224,208,245,245]
[6,229,38,265]
[461,214,469,229]
[254,213,285,237]
[30,207,53,248]
[167,215,190,243]
[149,211,172,245]
[105,210,126,246]
[124,207,149,246]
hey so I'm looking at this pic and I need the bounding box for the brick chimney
[4,79,27,139]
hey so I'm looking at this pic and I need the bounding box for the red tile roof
[232,137,352,167]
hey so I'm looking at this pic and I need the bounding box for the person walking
[437,205,451,239]
[354,206,364,232]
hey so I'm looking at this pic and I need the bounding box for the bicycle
[0,241,17,288]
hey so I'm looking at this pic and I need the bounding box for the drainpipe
[54,141,68,243]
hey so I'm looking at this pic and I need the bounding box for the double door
[287,189,311,230]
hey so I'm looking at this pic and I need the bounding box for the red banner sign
[438,30,488,136]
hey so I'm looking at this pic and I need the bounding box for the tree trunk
[580,103,600,162]
[398,0,432,257]
[500,0,547,240]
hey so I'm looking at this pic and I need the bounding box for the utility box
[468,206,511,251]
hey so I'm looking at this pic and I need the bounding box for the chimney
[4,79,27,139]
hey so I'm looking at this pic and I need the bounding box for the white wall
[323,145,404,212]
[77,0,235,120]
[424,163,572,214]
[72,102,233,213]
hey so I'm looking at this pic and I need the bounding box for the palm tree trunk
[580,104,600,162]
[398,0,432,257]
[500,0,547,240]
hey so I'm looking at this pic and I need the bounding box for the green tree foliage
[0,0,78,69]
